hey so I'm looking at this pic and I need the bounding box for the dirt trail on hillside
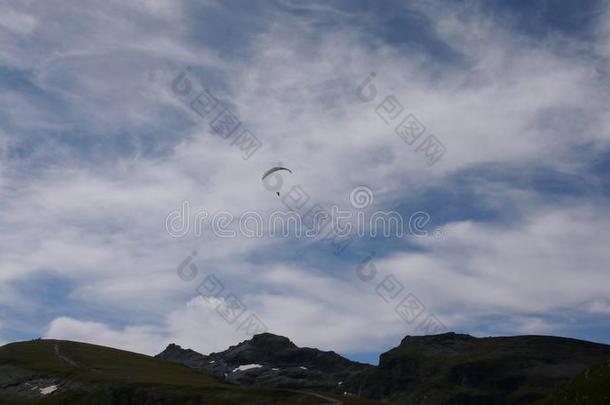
[54,343,79,368]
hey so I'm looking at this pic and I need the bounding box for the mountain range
[1,332,609,404]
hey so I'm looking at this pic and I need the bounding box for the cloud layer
[0,0,609,358]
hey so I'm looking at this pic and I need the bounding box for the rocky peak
[399,332,475,344]
[214,333,298,362]
[156,333,371,391]
[250,333,297,350]
[156,343,209,369]
[387,332,479,360]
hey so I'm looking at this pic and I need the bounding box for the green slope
[0,339,381,405]
[0,339,221,387]
[533,360,610,405]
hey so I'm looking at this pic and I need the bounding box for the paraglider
[262,166,292,196]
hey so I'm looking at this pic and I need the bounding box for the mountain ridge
[156,332,372,390]
[2,332,609,404]
[0,338,373,404]
[157,331,610,404]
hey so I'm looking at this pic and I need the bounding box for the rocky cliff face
[156,333,372,391]
[343,332,610,404]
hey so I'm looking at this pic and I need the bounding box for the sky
[1,0,610,365]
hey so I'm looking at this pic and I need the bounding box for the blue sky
[1,0,610,365]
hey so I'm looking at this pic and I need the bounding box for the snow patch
[299,366,308,370]
[40,385,58,395]
[272,368,280,371]
[209,360,215,364]
[232,364,263,372]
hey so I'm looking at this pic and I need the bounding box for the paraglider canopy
[262,166,292,196]
[261,166,292,181]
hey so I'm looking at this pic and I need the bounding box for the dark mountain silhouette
[157,332,610,404]
[2,332,609,404]
[156,333,372,390]
[0,339,370,404]
[343,332,610,404]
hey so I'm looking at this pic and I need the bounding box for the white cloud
[584,300,610,315]
[0,9,37,34]
[511,316,560,335]
[37,199,610,354]
[45,316,165,354]
[379,202,610,327]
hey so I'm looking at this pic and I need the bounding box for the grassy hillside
[533,360,610,405]
[0,339,381,405]
[0,339,221,387]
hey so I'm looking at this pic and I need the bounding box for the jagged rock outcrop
[156,333,372,390]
